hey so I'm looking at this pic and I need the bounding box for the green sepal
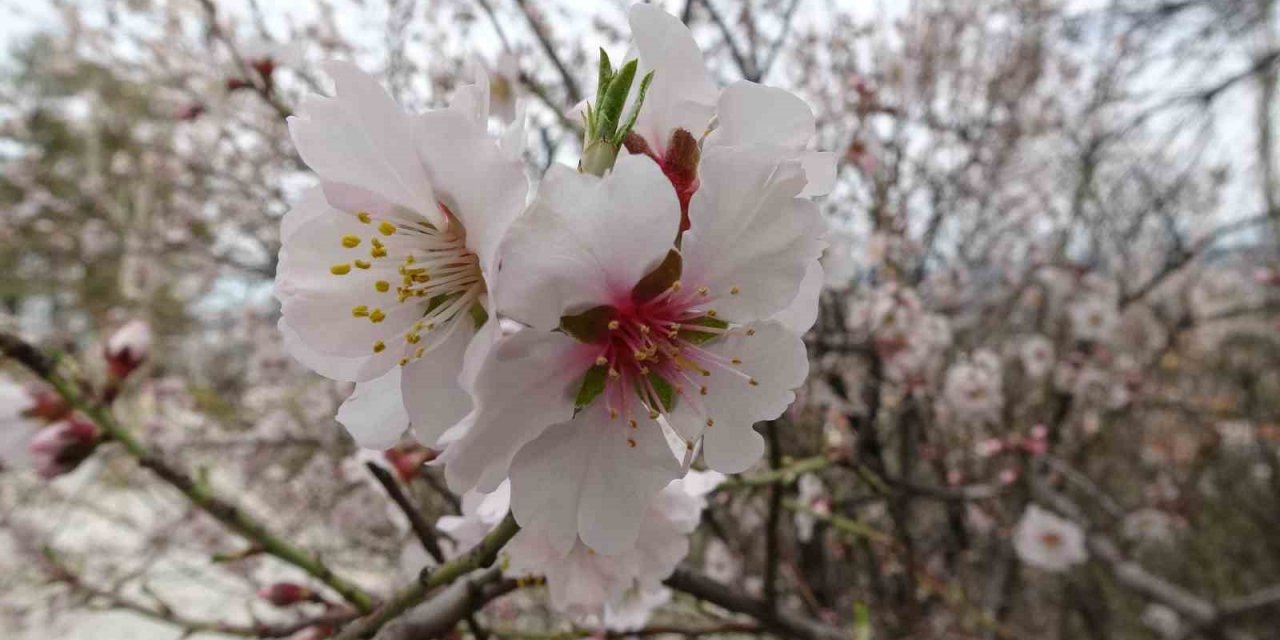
[595,48,614,115]
[559,305,616,344]
[596,58,638,142]
[678,315,728,345]
[631,249,682,302]
[646,373,676,412]
[468,302,489,330]
[575,363,609,410]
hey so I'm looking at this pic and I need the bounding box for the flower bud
[23,386,70,422]
[105,320,152,380]
[28,417,100,479]
[383,444,438,482]
[257,582,314,607]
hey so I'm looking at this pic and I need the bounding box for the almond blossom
[275,62,528,450]
[0,377,44,471]
[440,146,820,553]
[1013,505,1088,572]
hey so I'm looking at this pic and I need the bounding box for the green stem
[718,455,831,490]
[334,513,521,639]
[1,333,376,613]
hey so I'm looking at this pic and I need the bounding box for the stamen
[330,263,352,275]
[341,235,361,248]
[357,211,372,223]
[378,221,397,236]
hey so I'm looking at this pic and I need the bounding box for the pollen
[341,235,361,248]
[352,305,369,318]
[378,221,397,236]
[369,309,386,323]
[707,309,718,318]
[354,259,372,270]
[372,340,386,353]
[399,358,409,366]
[375,280,391,292]
[330,263,351,275]
[730,286,740,295]
[357,211,372,223]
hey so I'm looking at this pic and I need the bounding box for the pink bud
[23,386,69,422]
[257,582,313,607]
[998,468,1020,485]
[105,320,152,380]
[28,417,100,479]
[383,444,438,482]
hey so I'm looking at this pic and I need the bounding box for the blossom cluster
[273,4,833,625]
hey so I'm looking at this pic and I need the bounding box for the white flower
[1019,334,1054,379]
[443,471,720,623]
[624,4,836,199]
[440,148,818,554]
[1122,508,1176,545]
[275,62,528,450]
[941,350,1003,423]
[794,473,827,543]
[0,377,42,471]
[105,319,152,378]
[1013,505,1087,572]
[1069,296,1118,343]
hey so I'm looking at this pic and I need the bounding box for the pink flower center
[587,282,757,447]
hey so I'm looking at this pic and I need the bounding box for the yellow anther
[403,255,415,265]
[378,221,397,236]
[399,358,409,366]
[746,328,756,336]
[706,418,715,428]
[697,286,709,296]
[731,358,742,365]
[629,419,639,429]
[341,235,361,248]
[671,280,682,291]
[352,305,369,318]
[730,286,740,295]
[375,280,391,293]
[415,347,425,358]
[371,245,388,258]
[354,259,371,270]
[406,333,421,344]
[608,320,620,330]
[608,368,620,378]
[369,309,386,323]
[748,377,759,386]
[372,340,386,353]
[700,386,708,396]
[707,309,718,318]
[357,211,372,224]
[610,408,620,419]
[595,356,608,366]
[627,438,637,448]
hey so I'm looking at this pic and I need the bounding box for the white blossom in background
[275,62,528,451]
[1069,296,1118,343]
[105,319,152,379]
[941,350,1004,423]
[794,473,828,543]
[440,147,820,554]
[1018,334,1055,379]
[0,377,43,471]
[1122,508,1177,545]
[1141,603,1184,638]
[1013,505,1087,572]
[437,481,512,557]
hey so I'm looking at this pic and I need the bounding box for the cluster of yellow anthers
[326,209,483,361]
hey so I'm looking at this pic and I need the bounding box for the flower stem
[333,513,521,639]
[0,331,377,613]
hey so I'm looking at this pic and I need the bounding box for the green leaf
[596,58,638,142]
[631,249,682,302]
[678,314,728,345]
[575,363,609,410]
[559,305,616,344]
[615,69,655,145]
[646,373,676,412]
[595,48,614,120]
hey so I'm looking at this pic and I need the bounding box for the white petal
[288,62,438,218]
[771,261,824,334]
[510,403,682,556]
[413,109,529,276]
[336,367,409,449]
[279,318,392,381]
[494,155,680,330]
[667,321,809,473]
[681,147,826,323]
[402,320,475,446]
[439,329,591,493]
[707,82,836,197]
[628,4,718,155]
